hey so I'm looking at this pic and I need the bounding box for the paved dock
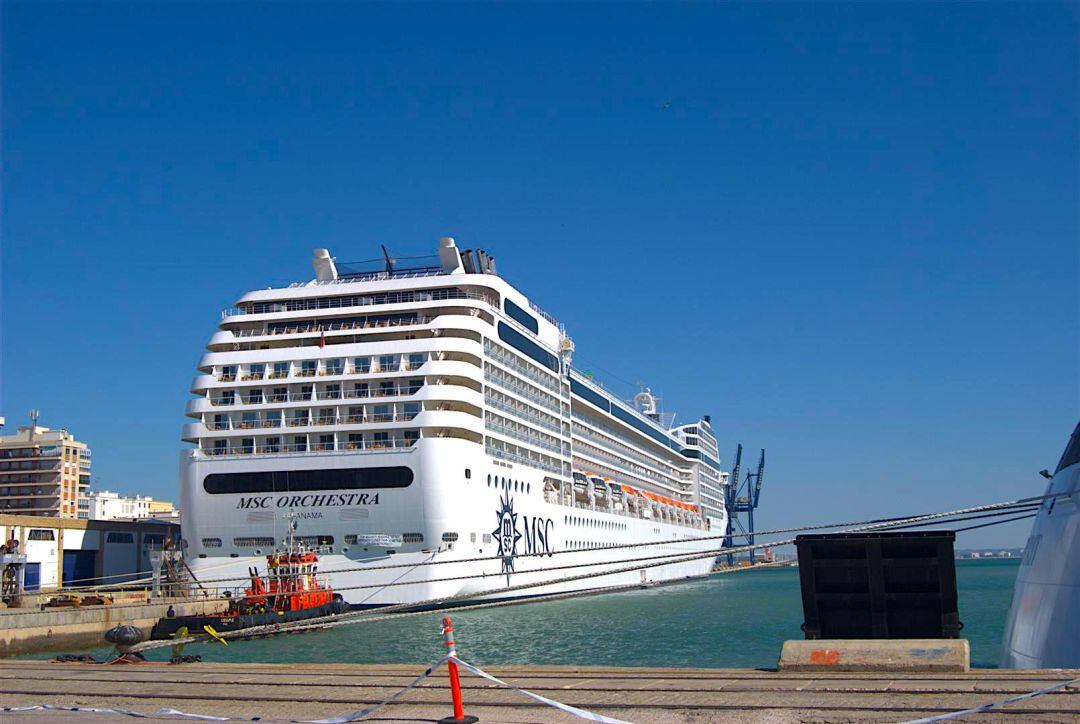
[1,660,1078,722]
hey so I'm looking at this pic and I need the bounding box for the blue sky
[2,2,1076,547]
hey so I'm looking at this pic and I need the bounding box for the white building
[84,490,177,521]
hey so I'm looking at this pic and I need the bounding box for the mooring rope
[104,493,1058,594]
[37,492,1060,616]
[124,488,1049,654]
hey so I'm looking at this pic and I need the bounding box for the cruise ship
[180,238,729,606]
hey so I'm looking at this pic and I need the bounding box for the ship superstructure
[180,238,729,605]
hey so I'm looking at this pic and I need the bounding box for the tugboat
[151,530,348,641]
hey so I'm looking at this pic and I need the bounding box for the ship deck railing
[199,438,418,458]
[223,287,498,318]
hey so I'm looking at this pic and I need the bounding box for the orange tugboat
[151,538,348,640]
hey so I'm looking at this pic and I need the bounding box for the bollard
[438,617,479,724]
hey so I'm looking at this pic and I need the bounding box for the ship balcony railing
[235,421,257,430]
[230,315,435,339]
[219,374,236,382]
[317,391,343,400]
[268,394,288,403]
[485,422,564,455]
[319,369,345,376]
[286,418,311,427]
[269,371,289,379]
[241,374,264,381]
[222,289,496,317]
[485,397,564,435]
[315,416,336,425]
[484,346,561,393]
[345,415,364,424]
[484,373,562,415]
[202,438,418,457]
[292,393,313,401]
[296,370,316,377]
[209,397,236,406]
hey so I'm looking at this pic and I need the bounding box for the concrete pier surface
[1,660,1077,722]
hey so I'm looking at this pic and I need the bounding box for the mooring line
[123,493,1049,654]
[48,492,1061,616]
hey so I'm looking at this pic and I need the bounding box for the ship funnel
[461,249,477,273]
[438,237,463,274]
[312,249,338,282]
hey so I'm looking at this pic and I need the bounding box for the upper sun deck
[221,238,561,345]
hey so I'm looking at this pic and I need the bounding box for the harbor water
[32,559,1020,669]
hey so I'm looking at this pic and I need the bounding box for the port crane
[723,445,766,566]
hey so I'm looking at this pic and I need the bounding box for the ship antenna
[381,245,396,274]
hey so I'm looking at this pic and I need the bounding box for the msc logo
[492,493,555,586]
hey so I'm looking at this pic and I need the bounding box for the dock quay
[0,598,227,658]
[1,660,1077,722]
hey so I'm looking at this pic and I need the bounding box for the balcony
[297,369,316,378]
[269,371,289,379]
[201,438,418,457]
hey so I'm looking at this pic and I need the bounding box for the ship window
[379,355,398,372]
[28,529,54,541]
[442,532,459,542]
[203,466,414,494]
[265,437,281,453]
[106,532,134,544]
[296,535,334,546]
[408,378,423,394]
[403,532,424,543]
[273,362,290,378]
[293,435,307,451]
[504,299,539,334]
[326,359,344,375]
[1055,422,1080,474]
[234,536,275,547]
[353,357,371,374]
[201,538,222,548]
[301,360,317,376]
[404,430,419,445]
[465,468,471,479]
[407,353,426,370]
[344,534,358,544]
[497,322,558,372]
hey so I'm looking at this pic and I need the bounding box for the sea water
[36,559,1021,669]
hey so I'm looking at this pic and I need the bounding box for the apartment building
[0,426,90,519]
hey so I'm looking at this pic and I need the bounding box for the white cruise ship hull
[1000,430,1080,668]
[181,439,720,607]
